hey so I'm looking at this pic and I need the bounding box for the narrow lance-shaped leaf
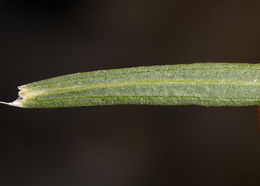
[2,63,260,108]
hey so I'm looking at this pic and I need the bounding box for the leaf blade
[10,63,260,108]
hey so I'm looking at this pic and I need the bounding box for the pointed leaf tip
[0,100,23,108]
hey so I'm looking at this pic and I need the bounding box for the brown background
[0,0,260,185]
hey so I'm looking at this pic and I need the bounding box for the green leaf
[2,63,260,108]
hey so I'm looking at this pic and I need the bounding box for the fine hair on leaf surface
[2,63,260,108]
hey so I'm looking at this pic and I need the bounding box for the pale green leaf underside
[8,63,260,108]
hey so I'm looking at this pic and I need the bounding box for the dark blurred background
[1,0,260,185]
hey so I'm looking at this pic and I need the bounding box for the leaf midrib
[27,79,260,98]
